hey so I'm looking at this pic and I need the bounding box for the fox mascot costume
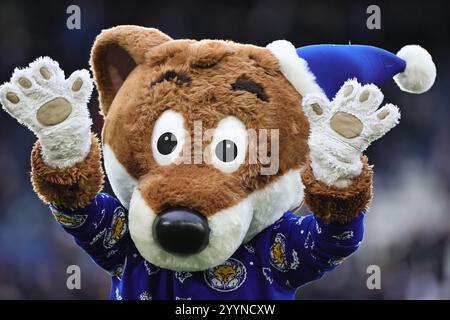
[0,26,436,299]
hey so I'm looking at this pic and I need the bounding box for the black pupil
[215,140,237,162]
[157,132,177,155]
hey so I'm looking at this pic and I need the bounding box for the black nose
[152,207,210,255]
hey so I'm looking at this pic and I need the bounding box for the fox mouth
[128,188,254,272]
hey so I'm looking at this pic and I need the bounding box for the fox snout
[131,164,248,258]
[127,162,256,271]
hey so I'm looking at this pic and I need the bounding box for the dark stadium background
[0,0,449,299]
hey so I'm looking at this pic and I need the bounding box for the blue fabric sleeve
[49,193,130,276]
[269,211,364,288]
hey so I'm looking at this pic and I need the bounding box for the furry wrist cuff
[301,155,373,224]
[31,134,104,209]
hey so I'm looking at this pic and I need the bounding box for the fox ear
[90,25,172,116]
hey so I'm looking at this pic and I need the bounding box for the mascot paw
[302,79,400,186]
[0,57,94,168]
[0,57,93,133]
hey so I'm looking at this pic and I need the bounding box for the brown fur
[139,164,248,216]
[94,28,310,217]
[301,155,373,224]
[31,134,104,209]
[90,26,172,116]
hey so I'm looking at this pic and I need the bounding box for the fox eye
[210,116,247,173]
[215,140,237,162]
[151,110,186,165]
[157,132,178,155]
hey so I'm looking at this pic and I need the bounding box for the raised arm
[268,80,400,288]
[0,57,103,208]
[0,57,128,275]
[302,79,399,223]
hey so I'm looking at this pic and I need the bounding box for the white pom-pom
[394,45,436,94]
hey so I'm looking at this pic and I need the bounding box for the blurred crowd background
[0,0,449,299]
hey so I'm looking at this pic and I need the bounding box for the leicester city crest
[270,233,289,272]
[104,207,128,249]
[204,258,247,292]
[51,207,87,229]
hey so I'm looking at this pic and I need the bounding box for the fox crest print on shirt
[0,25,436,299]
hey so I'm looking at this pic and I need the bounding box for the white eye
[210,116,247,173]
[151,110,186,166]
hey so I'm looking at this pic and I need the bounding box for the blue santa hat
[266,40,436,100]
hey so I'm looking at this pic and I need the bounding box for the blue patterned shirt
[50,193,364,300]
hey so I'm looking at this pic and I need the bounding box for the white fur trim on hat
[394,45,436,94]
[266,40,325,97]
